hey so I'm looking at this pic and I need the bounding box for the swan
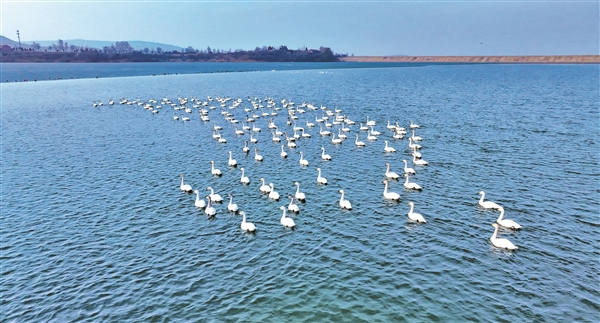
[228,151,237,167]
[319,125,331,136]
[299,152,309,166]
[321,147,332,160]
[369,126,381,136]
[385,163,400,180]
[490,223,518,250]
[408,137,422,150]
[227,194,239,213]
[411,146,422,159]
[413,155,428,166]
[301,129,311,138]
[338,189,352,210]
[268,183,280,200]
[337,129,347,140]
[306,120,315,128]
[240,167,250,184]
[355,134,366,146]
[294,181,306,201]
[242,141,250,153]
[235,127,245,135]
[280,145,288,158]
[280,206,296,228]
[173,115,179,121]
[212,131,221,140]
[386,120,396,130]
[213,123,223,131]
[367,132,377,141]
[207,186,223,203]
[218,137,227,144]
[331,134,342,144]
[204,197,216,216]
[407,201,426,223]
[411,129,423,141]
[366,116,376,126]
[272,132,281,142]
[193,190,206,208]
[288,196,300,213]
[384,140,396,153]
[287,138,297,148]
[179,174,192,192]
[316,168,328,185]
[210,161,222,176]
[496,207,522,230]
[254,147,263,161]
[403,159,416,175]
[383,180,401,200]
[359,123,369,131]
[404,173,422,190]
[409,120,420,129]
[250,133,258,143]
[259,178,271,193]
[240,211,256,232]
[478,191,502,210]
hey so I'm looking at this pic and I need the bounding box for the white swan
[227,194,239,213]
[478,191,502,210]
[288,196,300,213]
[280,206,296,228]
[193,190,206,208]
[385,163,399,180]
[411,146,422,159]
[413,155,428,166]
[408,137,422,150]
[254,147,263,161]
[250,133,258,143]
[242,141,250,153]
[359,123,369,131]
[369,126,381,136]
[316,168,328,185]
[240,167,250,184]
[207,186,223,203]
[411,129,423,141]
[240,211,256,232]
[321,147,332,160]
[204,197,216,216]
[366,116,376,126]
[355,134,366,146]
[384,140,396,153]
[367,132,377,141]
[268,183,280,200]
[294,181,306,201]
[338,189,352,210]
[402,159,416,175]
[407,201,426,223]
[409,120,420,129]
[179,174,192,192]
[280,145,288,158]
[490,223,518,250]
[496,207,522,230]
[331,133,342,144]
[210,161,222,176]
[228,151,237,167]
[383,180,401,200]
[259,178,271,193]
[404,173,422,190]
[299,152,309,166]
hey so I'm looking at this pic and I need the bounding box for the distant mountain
[26,39,183,51]
[0,35,183,51]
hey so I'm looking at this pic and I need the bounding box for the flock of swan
[97,95,521,250]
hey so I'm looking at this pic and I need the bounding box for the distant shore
[341,55,600,64]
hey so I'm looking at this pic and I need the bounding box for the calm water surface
[1,64,599,322]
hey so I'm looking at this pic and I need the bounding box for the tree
[185,46,195,53]
[31,42,41,51]
[57,39,64,51]
[143,47,149,54]
[114,41,133,54]
[156,47,162,54]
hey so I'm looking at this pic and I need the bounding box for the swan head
[317,167,321,171]
[193,190,198,193]
[408,201,414,206]
[240,167,244,171]
[206,186,212,191]
[492,223,499,228]
[279,206,285,211]
[478,191,484,195]
[269,183,274,188]
[239,211,245,216]
[339,189,344,193]
[210,160,214,164]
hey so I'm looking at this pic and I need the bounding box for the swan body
[407,201,426,223]
[408,137,422,150]
[385,163,400,180]
[403,159,416,175]
[299,152,309,166]
[331,134,342,144]
[496,208,521,229]
[410,120,420,129]
[316,168,328,185]
[227,194,239,213]
[242,141,250,153]
[268,183,280,200]
[490,223,518,250]
[413,155,428,166]
[321,147,332,160]
[228,151,237,167]
[404,174,422,190]
[259,178,271,193]
[204,197,216,216]
[384,140,396,153]
[193,190,206,208]
[338,190,352,210]
[240,167,250,184]
[179,174,192,192]
[478,191,502,210]
[207,186,223,203]
[411,147,422,159]
[240,211,256,232]
[254,148,263,161]
[288,196,300,213]
[355,134,366,146]
[294,182,306,201]
[411,129,423,141]
[210,161,222,176]
[280,145,288,158]
[383,180,401,200]
[280,206,296,228]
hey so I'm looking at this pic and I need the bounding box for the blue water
[1,64,599,322]
[0,61,433,83]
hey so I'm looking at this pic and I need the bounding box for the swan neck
[496,209,504,222]
[479,193,485,203]
[409,203,414,213]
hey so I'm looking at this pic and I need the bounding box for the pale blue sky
[1,0,598,55]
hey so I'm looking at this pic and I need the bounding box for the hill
[24,39,183,51]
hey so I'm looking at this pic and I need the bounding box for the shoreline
[341,55,600,64]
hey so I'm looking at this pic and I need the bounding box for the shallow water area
[1,64,599,322]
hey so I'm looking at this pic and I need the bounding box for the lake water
[1,64,599,322]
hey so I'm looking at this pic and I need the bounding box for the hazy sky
[1,0,598,55]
